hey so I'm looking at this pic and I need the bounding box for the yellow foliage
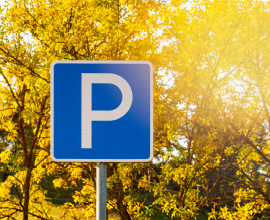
[1,0,270,219]
[0,149,12,164]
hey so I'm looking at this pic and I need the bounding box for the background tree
[0,0,164,219]
[153,0,270,219]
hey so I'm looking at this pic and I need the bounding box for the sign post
[51,61,153,219]
[96,163,107,220]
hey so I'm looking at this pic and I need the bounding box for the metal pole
[96,163,107,220]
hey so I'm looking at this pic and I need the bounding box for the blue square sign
[51,61,153,162]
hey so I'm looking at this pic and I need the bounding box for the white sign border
[51,60,153,162]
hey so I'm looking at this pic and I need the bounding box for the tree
[153,0,270,219]
[0,0,164,219]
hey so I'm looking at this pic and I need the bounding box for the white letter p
[81,73,133,148]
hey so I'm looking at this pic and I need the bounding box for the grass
[16,207,118,220]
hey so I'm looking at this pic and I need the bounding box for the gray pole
[96,163,107,220]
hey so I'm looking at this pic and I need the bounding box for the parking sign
[51,61,153,162]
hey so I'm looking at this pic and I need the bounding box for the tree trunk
[113,164,131,220]
[23,166,32,220]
